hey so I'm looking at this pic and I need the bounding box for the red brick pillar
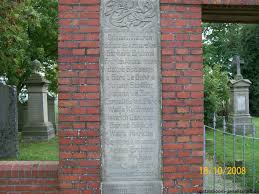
[160,3,204,193]
[58,1,204,193]
[58,0,101,193]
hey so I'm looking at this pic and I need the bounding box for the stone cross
[232,55,244,80]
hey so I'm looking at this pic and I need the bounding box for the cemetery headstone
[100,0,162,193]
[18,95,57,133]
[229,55,253,134]
[22,60,55,140]
[0,83,19,158]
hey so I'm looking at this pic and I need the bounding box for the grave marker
[0,83,19,158]
[100,0,162,193]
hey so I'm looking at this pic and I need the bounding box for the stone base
[22,122,55,141]
[233,124,254,135]
[101,181,162,194]
[229,115,254,135]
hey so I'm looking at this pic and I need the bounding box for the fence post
[203,124,206,190]
[223,117,226,193]
[242,124,246,191]
[252,124,256,193]
[213,113,216,193]
[233,120,236,192]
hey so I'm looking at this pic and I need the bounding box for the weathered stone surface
[100,0,162,193]
[18,95,57,133]
[0,83,19,158]
[22,60,55,140]
[102,181,162,194]
[229,73,254,135]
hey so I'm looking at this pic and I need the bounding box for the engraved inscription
[102,30,160,178]
[101,0,162,193]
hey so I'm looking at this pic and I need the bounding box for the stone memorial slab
[0,83,19,158]
[237,95,246,112]
[18,95,57,133]
[100,0,162,193]
[22,60,55,140]
[230,55,253,135]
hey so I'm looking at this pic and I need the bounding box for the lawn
[205,117,259,191]
[0,135,59,161]
[254,117,259,136]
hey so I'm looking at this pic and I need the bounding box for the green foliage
[203,23,242,72]
[203,23,259,116]
[0,0,58,94]
[204,64,230,124]
[239,25,259,116]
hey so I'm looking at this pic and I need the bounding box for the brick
[176,48,189,55]
[163,166,177,173]
[79,85,99,93]
[161,34,174,40]
[163,143,183,150]
[176,62,189,69]
[87,48,100,55]
[72,49,85,55]
[177,92,190,98]
[177,136,190,142]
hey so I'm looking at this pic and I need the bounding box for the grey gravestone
[100,0,162,193]
[19,95,57,133]
[0,83,19,158]
[22,60,55,140]
[229,56,253,134]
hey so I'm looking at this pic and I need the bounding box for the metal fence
[203,114,258,193]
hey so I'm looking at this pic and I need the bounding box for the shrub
[204,64,230,124]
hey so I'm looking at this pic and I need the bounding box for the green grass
[253,117,259,137]
[1,135,59,161]
[206,117,259,191]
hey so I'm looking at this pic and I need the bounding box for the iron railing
[203,114,258,193]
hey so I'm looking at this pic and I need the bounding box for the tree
[0,0,58,94]
[203,23,242,73]
[204,64,230,124]
[239,24,259,115]
[203,23,259,116]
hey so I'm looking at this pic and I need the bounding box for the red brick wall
[160,3,204,193]
[0,161,59,194]
[56,0,258,194]
[58,0,101,193]
[0,1,258,194]
[58,1,203,193]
